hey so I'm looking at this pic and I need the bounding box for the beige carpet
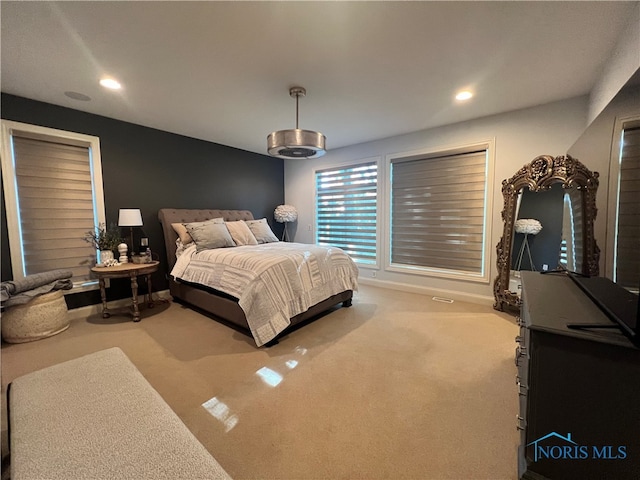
[1,285,519,479]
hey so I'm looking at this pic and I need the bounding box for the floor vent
[432,296,454,303]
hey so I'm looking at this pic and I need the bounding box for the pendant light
[267,86,326,158]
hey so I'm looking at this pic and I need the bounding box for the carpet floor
[1,284,519,479]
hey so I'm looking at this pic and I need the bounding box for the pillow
[185,221,235,251]
[225,220,258,246]
[172,223,194,245]
[172,218,223,245]
[245,218,279,244]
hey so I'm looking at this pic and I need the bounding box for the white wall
[588,2,640,125]
[285,96,589,305]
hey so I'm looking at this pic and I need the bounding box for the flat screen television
[567,273,639,347]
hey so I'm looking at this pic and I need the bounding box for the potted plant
[84,223,122,263]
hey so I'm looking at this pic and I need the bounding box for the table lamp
[118,208,143,257]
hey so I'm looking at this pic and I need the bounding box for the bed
[158,209,358,346]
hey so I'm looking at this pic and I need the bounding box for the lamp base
[282,223,291,242]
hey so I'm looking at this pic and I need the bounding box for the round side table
[90,261,159,322]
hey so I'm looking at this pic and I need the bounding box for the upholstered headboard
[157,209,254,270]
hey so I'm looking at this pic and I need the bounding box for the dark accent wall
[511,183,565,271]
[1,93,284,308]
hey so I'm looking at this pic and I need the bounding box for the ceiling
[1,1,636,156]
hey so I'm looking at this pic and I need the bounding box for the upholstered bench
[8,347,231,479]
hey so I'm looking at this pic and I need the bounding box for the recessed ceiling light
[455,90,473,101]
[100,78,122,90]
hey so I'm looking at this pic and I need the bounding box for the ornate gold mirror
[493,154,600,311]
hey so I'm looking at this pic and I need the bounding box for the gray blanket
[1,269,73,308]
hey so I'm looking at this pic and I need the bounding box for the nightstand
[90,261,159,322]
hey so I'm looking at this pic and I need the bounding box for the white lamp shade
[514,218,542,235]
[118,208,143,227]
[274,205,298,223]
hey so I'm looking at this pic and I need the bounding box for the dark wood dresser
[517,271,640,479]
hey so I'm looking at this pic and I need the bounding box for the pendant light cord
[295,92,300,129]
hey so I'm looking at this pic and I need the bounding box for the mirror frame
[493,154,600,311]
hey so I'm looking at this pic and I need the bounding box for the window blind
[391,150,487,273]
[12,136,97,282]
[567,188,583,272]
[616,126,640,288]
[559,191,581,272]
[315,162,377,264]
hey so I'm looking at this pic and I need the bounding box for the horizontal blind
[13,136,97,282]
[567,188,583,272]
[616,126,640,288]
[391,151,487,273]
[559,239,569,268]
[560,191,580,271]
[316,162,377,264]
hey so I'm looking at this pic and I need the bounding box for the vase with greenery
[84,223,122,263]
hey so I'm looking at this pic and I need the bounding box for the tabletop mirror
[493,154,600,311]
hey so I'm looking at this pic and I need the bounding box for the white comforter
[171,242,359,346]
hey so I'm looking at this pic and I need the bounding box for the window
[1,120,106,290]
[315,161,378,265]
[612,121,640,289]
[559,190,581,272]
[389,144,492,280]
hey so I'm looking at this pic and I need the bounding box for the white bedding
[170,242,359,346]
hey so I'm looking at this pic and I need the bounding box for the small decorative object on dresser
[274,204,298,241]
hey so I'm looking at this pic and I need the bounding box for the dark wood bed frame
[157,209,353,343]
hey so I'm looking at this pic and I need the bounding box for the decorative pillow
[225,220,258,246]
[245,218,279,244]
[172,218,223,245]
[172,223,194,245]
[184,221,235,252]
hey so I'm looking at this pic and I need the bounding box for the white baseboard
[67,289,172,320]
[357,277,495,307]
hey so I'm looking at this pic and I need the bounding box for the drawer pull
[514,346,527,366]
[517,380,528,396]
[516,415,526,431]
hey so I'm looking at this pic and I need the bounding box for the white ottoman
[1,290,70,343]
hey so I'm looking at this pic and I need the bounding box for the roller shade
[12,136,96,282]
[315,162,377,264]
[560,189,582,272]
[616,126,640,288]
[391,150,487,273]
